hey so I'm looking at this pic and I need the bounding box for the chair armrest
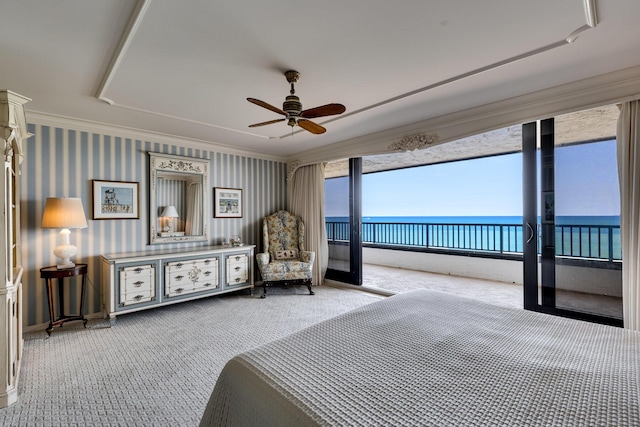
[300,250,315,265]
[256,252,270,268]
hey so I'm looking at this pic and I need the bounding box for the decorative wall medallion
[388,133,439,151]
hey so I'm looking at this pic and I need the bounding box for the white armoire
[0,90,30,408]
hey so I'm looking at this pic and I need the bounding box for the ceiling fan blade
[298,119,326,134]
[300,103,346,119]
[247,98,287,116]
[249,118,286,128]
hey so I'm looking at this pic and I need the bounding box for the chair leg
[259,280,313,297]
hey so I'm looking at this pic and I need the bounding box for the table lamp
[161,205,179,232]
[41,197,88,269]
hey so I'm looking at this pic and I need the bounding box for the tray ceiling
[1,0,639,157]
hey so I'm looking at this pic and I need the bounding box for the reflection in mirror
[149,152,210,245]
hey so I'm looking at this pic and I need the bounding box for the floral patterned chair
[256,210,315,298]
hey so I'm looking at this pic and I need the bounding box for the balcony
[327,220,622,263]
[326,220,623,319]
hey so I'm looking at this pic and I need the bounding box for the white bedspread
[200,289,640,426]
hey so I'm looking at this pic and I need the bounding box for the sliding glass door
[523,110,622,326]
[325,158,362,285]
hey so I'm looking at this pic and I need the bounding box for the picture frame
[214,187,242,218]
[92,179,140,220]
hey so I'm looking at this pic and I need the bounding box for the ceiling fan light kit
[248,70,346,135]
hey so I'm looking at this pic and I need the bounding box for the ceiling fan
[248,70,346,135]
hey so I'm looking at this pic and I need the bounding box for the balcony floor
[362,263,523,309]
[361,263,623,319]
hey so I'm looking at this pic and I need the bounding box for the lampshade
[161,205,179,218]
[41,197,87,269]
[41,197,88,229]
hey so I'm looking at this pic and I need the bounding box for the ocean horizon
[325,215,621,258]
[326,215,620,226]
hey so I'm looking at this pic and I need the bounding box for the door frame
[522,119,622,327]
[325,158,363,285]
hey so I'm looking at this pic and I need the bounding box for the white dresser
[101,245,254,324]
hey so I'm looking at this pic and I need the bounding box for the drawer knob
[134,295,143,301]
[234,266,241,271]
[134,268,143,274]
[204,271,211,276]
[204,282,211,287]
[235,278,241,283]
[204,260,211,265]
[175,288,184,294]
[175,275,184,281]
[133,281,144,287]
[176,263,184,268]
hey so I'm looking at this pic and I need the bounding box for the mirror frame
[149,152,210,245]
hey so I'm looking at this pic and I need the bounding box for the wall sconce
[161,205,179,233]
[41,197,88,269]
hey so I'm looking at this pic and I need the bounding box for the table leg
[57,277,65,319]
[80,272,87,327]
[45,278,54,336]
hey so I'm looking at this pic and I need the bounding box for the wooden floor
[359,263,623,319]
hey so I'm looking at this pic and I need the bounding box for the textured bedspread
[200,289,640,426]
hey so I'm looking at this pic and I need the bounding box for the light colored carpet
[0,286,382,426]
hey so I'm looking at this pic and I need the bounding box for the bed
[200,289,640,426]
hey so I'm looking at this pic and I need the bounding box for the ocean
[326,215,620,225]
[325,215,621,258]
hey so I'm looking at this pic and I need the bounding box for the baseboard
[23,312,105,333]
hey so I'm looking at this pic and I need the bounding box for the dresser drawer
[119,265,155,306]
[226,254,249,286]
[165,257,220,297]
[166,257,216,273]
[193,266,220,291]
[120,289,154,306]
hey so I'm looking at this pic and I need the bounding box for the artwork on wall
[92,180,140,220]
[214,187,242,218]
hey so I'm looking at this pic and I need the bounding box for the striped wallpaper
[21,123,287,328]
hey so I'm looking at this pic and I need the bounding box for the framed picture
[92,180,140,220]
[214,187,242,218]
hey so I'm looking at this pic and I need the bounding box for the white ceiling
[1,0,639,158]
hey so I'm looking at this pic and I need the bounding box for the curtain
[185,182,202,235]
[288,163,329,287]
[617,100,640,330]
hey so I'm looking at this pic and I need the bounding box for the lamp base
[56,261,76,270]
[53,238,78,270]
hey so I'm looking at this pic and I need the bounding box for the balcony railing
[326,221,621,262]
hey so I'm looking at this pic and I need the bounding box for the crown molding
[25,110,286,163]
[290,65,640,166]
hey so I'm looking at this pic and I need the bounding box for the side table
[40,263,88,336]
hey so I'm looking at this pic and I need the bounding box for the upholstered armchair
[256,210,315,298]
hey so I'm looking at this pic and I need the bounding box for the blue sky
[325,140,620,217]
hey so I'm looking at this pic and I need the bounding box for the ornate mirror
[149,152,209,244]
